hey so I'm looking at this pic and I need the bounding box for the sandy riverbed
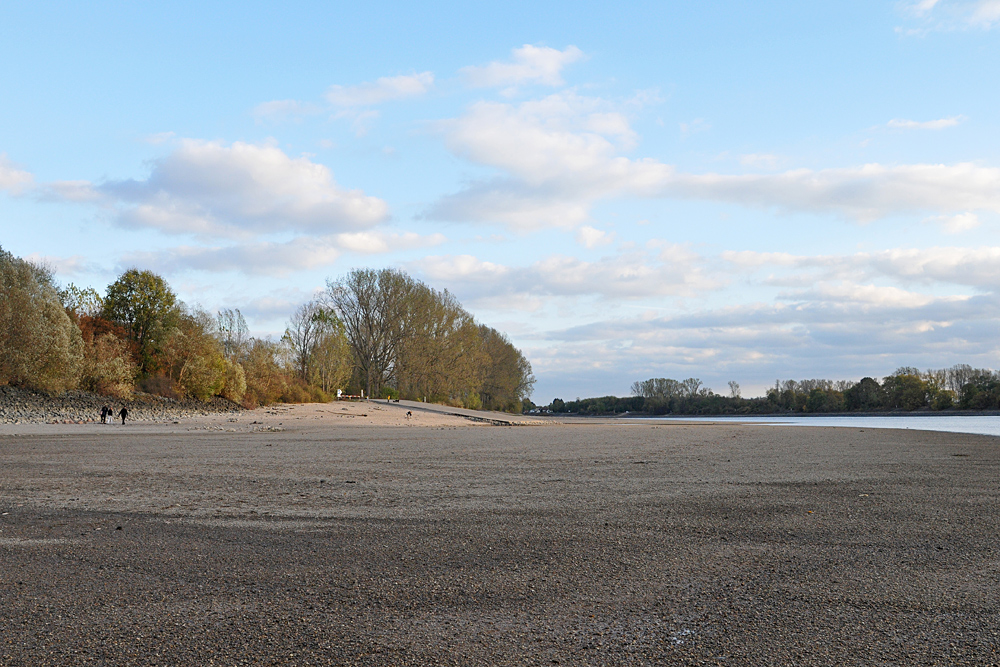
[1,405,998,665]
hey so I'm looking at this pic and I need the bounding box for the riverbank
[2,417,998,664]
[0,384,242,425]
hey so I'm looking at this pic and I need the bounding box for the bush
[81,333,137,398]
[138,374,179,399]
[220,359,247,404]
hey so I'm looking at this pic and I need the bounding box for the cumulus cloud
[428,92,1000,228]
[325,72,434,107]
[666,162,1000,220]
[537,288,1000,390]
[124,231,446,276]
[41,180,102,203]
[887,115,966,129]
[23,253,103,277]
[929,211,981,233]
[576,225,614,248]
[460,45,584,88]
[427,93,663,228]
[93,139,388,238]
[0,154,34,195]
[413,244,721,302]
[722,246,1000,289]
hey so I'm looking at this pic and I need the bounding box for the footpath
[389,399,546,426]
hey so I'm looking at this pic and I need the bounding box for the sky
[1,0,999,402]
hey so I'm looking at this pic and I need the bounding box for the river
[627,414,1000,437]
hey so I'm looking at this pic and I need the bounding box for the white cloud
[460,45,584,88]
[926,211,981,233]
[781,282,947,309]
[23,253,102,277]
[428,93,1000,227]
[887,115,966,129]
[125,238,342,276]
[971,0,1000,24]
[42,180,102,202]
[576,225,614,248]
[679,118,710,137]
[252,99,322,122]
[0,154,34,195]
[325,72,434,107]
[900,0,1000,27]
[413,245,720,302]
[123,231,446,276]
[739,153,781,169]
[96,139,388,238]
[666,162,1000,220]
[333,109,381,137]
[722,246,1000,289]
[909,0,943,16]
[143,131,177,145]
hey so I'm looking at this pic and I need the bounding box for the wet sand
[2,404,999,665]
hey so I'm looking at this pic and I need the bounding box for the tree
[160,307,227,401]
[728,381,741,398]
[58,283,104,318]
[309,308,352,393]
[282,301,325,382]
[103,269,178,374]
[0,247,84,393]
[241,338,286,407]
[325,268,414,397]
[216,308,249,361]
[477,325,535,412]
[395,286,485,407]
[883,371,929,411]
[844,377,885,411]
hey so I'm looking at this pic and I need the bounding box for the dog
[405,411,412,419]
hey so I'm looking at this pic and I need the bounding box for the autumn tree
[325,268,414,397]
[395,285,485,406]
[0,247,84,392]
[476,325,535,412]
[103,269,179,374]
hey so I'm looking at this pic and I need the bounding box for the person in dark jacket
[118,407,128,425]
[100,405,108,424]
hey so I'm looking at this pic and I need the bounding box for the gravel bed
[0,385,243,424]
[1,421,999,664]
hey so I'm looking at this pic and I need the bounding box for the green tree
[883,370,929,411]
[844,377,885,411]
[103,269,178,374]
[477,325,535,412]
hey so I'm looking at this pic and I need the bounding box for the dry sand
[1,403,999,665]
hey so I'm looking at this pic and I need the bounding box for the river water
[628,415,1000,437]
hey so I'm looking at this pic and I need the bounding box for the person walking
[100,405,108,424]
[118,406,128,425]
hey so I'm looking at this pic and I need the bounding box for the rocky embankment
[0,385,242,424]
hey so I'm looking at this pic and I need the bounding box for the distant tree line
[548,366,1000,415]
[0,247,534,412]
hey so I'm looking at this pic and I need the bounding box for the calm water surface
[629,415,1000,437]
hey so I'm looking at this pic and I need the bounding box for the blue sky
[2,1,999,402]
